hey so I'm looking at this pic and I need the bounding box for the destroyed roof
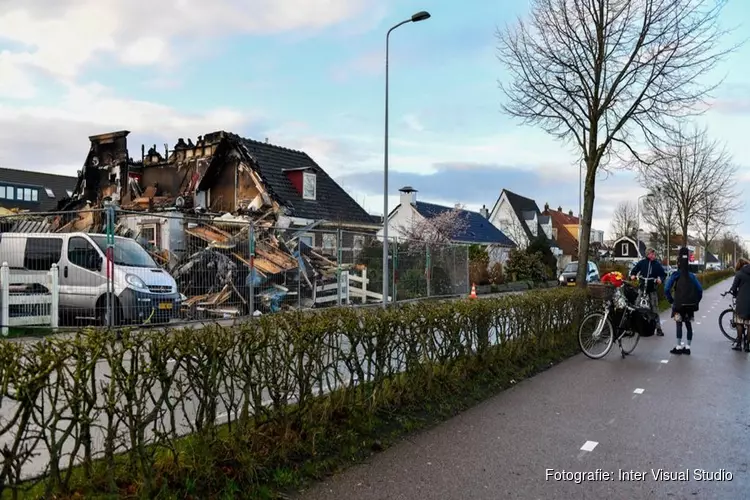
[414,201,516,246]
[0,167,78,212]
[220,133,376,226]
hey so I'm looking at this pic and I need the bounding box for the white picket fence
[0,262,59,336]
[313,267,390,306]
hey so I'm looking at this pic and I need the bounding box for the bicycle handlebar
[721,291,736,297]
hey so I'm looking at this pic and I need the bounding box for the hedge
[0,270,733,499]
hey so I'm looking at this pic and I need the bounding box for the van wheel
[97,295,122,328]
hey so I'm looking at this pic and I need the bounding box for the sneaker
[656,328,664,336]
[731,342,742,351]
[683,346,691,355]
[670,345,684,354]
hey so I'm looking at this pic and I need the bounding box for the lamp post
[636,192,655,258]
[382,10,431,309]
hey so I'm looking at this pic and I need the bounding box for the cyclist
[629,247,667,336]
[728,258,750,352]
[664,247,703,355]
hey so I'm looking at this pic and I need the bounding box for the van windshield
[563,263,578,273]
[89,235,158,268]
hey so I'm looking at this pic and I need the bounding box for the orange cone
[469,283,477,299]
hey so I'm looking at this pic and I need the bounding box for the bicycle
[578,279,643,359]
[718,291,738,342]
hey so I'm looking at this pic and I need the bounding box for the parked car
[558,261,600,286]
[0,232,182,326]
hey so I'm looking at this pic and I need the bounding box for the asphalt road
[295,277,750,500]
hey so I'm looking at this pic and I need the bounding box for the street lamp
[382,10,431,309]
[636,192,655,258]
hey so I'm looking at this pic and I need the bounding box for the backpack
[673,272,700,313]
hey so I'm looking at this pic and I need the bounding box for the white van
[0,232,181,326]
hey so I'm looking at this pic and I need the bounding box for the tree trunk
[576,160,597,288]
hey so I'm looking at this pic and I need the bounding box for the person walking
[630,247,667,336]
[664,247,703,355]
[728,258,750,352]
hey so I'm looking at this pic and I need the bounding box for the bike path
[295,278,749,499]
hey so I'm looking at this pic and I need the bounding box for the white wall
[122,212,186,259]
[375,204,424,243]
[490,195,529,248]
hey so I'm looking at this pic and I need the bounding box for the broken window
[45,188,55,198]
[353,235,364,250]
[303,172,316,200]
[299,235,313,248]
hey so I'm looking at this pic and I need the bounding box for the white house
[377,186,516,264]
[487,189,561,256]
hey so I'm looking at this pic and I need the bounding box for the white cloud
[120,37,169,66]
[0,82,257,175]
[0,51,36,99]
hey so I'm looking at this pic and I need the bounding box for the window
[31,189,38,201]
[7,187,14,200]
[23,237,63,270]
[302,172,316,200]
[45,188,55,198]
[621,243,629,256]
[322,233,336,251]
[299,235,313,248]
[353,235,364,250]
[23,188,32,201]
[0,186,5,198]
[140,224,159,247]
[68,237,102,271]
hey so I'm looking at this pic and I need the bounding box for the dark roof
[220,133,375,226]
[0,167,78,212]
[500,189,557,246]
[705,250,719,263]
[613,236,647,257]
[414,201,516,246]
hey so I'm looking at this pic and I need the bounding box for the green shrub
[505,248,547,282]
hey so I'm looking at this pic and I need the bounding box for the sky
[1,0,750,244]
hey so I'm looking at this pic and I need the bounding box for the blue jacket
[664,270,703,306]
[630,258,667,293]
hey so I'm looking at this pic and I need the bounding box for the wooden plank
[254,257,284,275]
[8,295,52,306]
[9,316,52,327]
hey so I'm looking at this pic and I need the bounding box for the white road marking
[580,441,598,452]
[633,388,645,394]
[661,359,669,363]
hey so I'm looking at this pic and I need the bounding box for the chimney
[569,209,573,216]
[399,186,417,206]
[557,205,562,212]
[479,204,489,218]
[544,202,549,211]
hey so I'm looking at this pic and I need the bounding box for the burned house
[47,130,381,317]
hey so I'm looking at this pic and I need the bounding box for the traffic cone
[469,283,477,299]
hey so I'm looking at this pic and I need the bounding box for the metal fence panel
[0,208,471,331]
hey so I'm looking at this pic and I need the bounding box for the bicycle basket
[588,282,615,300]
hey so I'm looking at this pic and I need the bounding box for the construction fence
[0,208,470,332]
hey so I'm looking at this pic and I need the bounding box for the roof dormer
[283,166,317,200]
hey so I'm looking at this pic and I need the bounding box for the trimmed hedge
[0,270,733,499]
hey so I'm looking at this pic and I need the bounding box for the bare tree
[610,201,638,239]
[692,183,742,252]
[495,215,530,249]
[396,205,470,254]
[638,125,738,248]
[496,0,735,287]
[642,191,679,262]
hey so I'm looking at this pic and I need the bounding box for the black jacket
[729,264,750,319]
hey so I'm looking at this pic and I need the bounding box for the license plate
[159,302,173,310]
[567,282,576,286]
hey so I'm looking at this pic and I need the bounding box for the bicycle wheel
[578,312,614,359]
[619,329,640,356]
[718,309,737,341]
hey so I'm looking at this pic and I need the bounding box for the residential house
[58,130,380,263]
[487,189,560,257]
[0,167,78,213]
[378,186,516,264]
[541,204,579,271]
[610,235,647,264]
